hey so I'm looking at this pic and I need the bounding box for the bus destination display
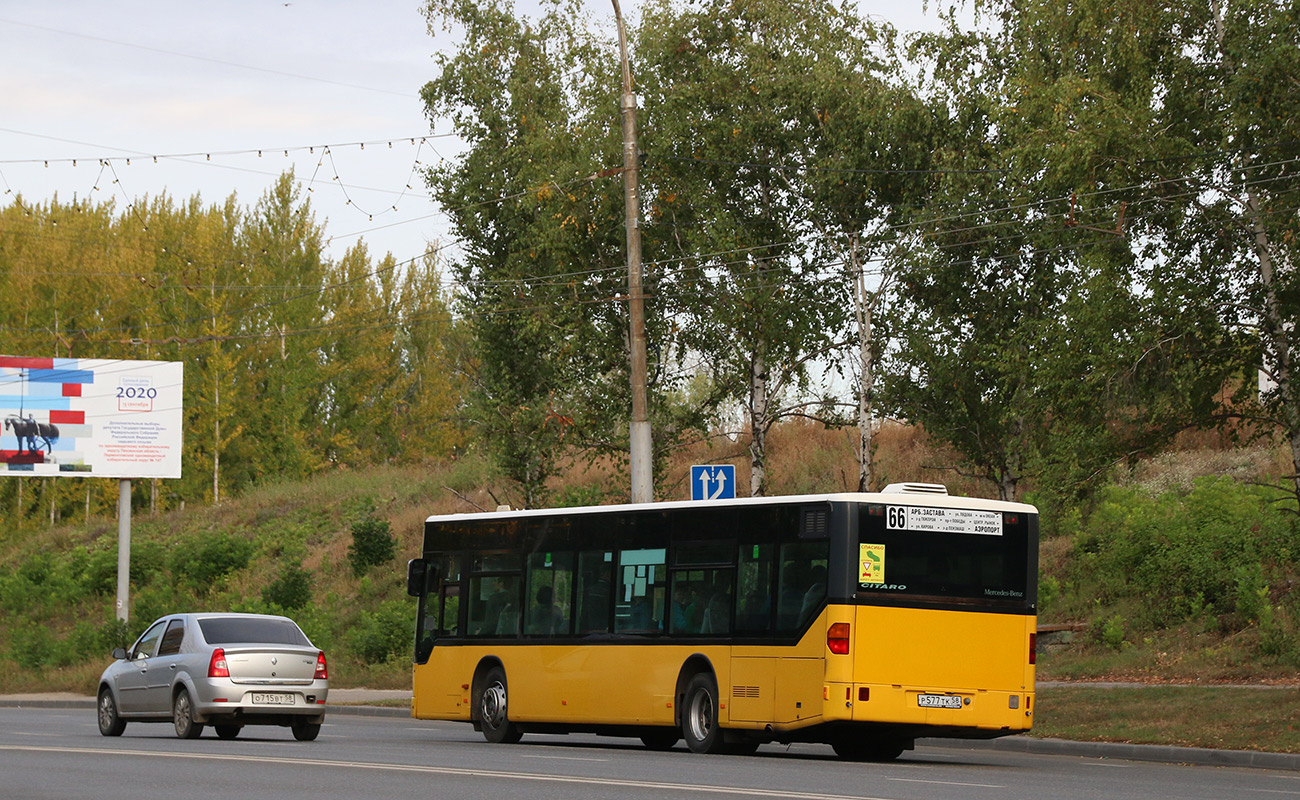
[885,505,1002,536]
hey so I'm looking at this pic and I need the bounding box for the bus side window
[438,585,460,636]
[576,551,613,633]
[736,543,774,632]
[525,552,574,636]
[698,569,733,635]
[776,541,829,631]
[469,574,521,636]
[616,549,666,633]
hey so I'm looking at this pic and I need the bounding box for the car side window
[132,620,168,660]
[157,619,185,656]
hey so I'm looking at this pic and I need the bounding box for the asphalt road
[4,708,1300,800]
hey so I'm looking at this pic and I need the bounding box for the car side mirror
[112,647,128,660]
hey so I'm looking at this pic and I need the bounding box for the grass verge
[1033,686,1300,753]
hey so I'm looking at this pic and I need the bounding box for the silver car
[97,612,329,740]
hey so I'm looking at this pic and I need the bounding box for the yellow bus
[406,483,1037,759]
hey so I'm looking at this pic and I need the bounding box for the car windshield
[198,617,311,646]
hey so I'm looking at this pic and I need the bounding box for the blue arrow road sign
[691,465,736,501]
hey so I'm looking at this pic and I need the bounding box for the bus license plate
[917,694,962,709]
[251,693,294,705]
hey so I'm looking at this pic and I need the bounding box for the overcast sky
[1,0,955,269]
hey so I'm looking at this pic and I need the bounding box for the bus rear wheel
[682,673,725,754]
[478,666,523,744]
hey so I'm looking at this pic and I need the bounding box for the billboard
[0,356,183,479]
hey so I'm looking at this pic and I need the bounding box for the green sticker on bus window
[859,544,885,584]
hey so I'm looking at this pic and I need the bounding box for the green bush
[348,516,396,576]
[262,563,312,610]
[167,533,254,595]
[9,620,56,670]
[1070,479,1299,630]
[348,599,411,663]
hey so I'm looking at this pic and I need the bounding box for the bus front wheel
[478,666,523,744]
[682,673,725,754]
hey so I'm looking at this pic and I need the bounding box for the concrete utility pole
[116,479,131,623]
[612,0,653,504]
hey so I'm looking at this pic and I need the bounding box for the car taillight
[827,622,850,655]
[208,648,230,678]
[314,651,328,680]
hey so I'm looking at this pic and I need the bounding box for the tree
[885,1,1253,503]
[421,0,671,506]
[637,0,907,495]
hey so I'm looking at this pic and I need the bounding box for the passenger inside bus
[527,585,565,635]
[799,565,827,625]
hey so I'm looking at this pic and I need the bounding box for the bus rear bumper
[823,682,1034,734]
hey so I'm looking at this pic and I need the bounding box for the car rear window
[198,617,311,646]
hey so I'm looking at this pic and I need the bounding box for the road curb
[3,697,1295,770]
[921,735,1300,771]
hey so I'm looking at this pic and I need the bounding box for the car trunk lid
[222,646,320,685]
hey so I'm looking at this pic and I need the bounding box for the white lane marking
[0,745,899,800]
[886,777,1004,788]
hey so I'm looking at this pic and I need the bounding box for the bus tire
[478,666,522,744]
[682,673,725,754]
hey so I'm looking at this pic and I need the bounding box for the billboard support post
[116,478,131,623]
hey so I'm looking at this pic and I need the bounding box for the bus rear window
[857,505,1030,605]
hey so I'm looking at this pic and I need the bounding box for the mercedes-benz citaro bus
[406,483,1037,760]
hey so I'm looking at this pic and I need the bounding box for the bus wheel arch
[673,655,716,729]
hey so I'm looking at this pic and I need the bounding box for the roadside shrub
[262,562,312,610]
[9,620,56,670]
[555,482,608,508]
[1071,479,1298,629]
[80,546,118,596]
[1090,614,1127,652]
[167,532,254,594]
[349,516,396,576]
[348,599,411,663]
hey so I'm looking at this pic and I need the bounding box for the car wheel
[173,689,204,739]
[291,721,321,741]
[215,724,241,740]
[97,688,126,737]
[682,673,725,754]
[477,666,522,744]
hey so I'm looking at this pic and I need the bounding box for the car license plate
[251,693,294,705]
[917,694,962,709]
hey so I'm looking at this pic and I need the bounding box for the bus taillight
[827,623,850,655]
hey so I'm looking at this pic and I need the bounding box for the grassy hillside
[1,424,1297,697]
[0,455,497,693]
